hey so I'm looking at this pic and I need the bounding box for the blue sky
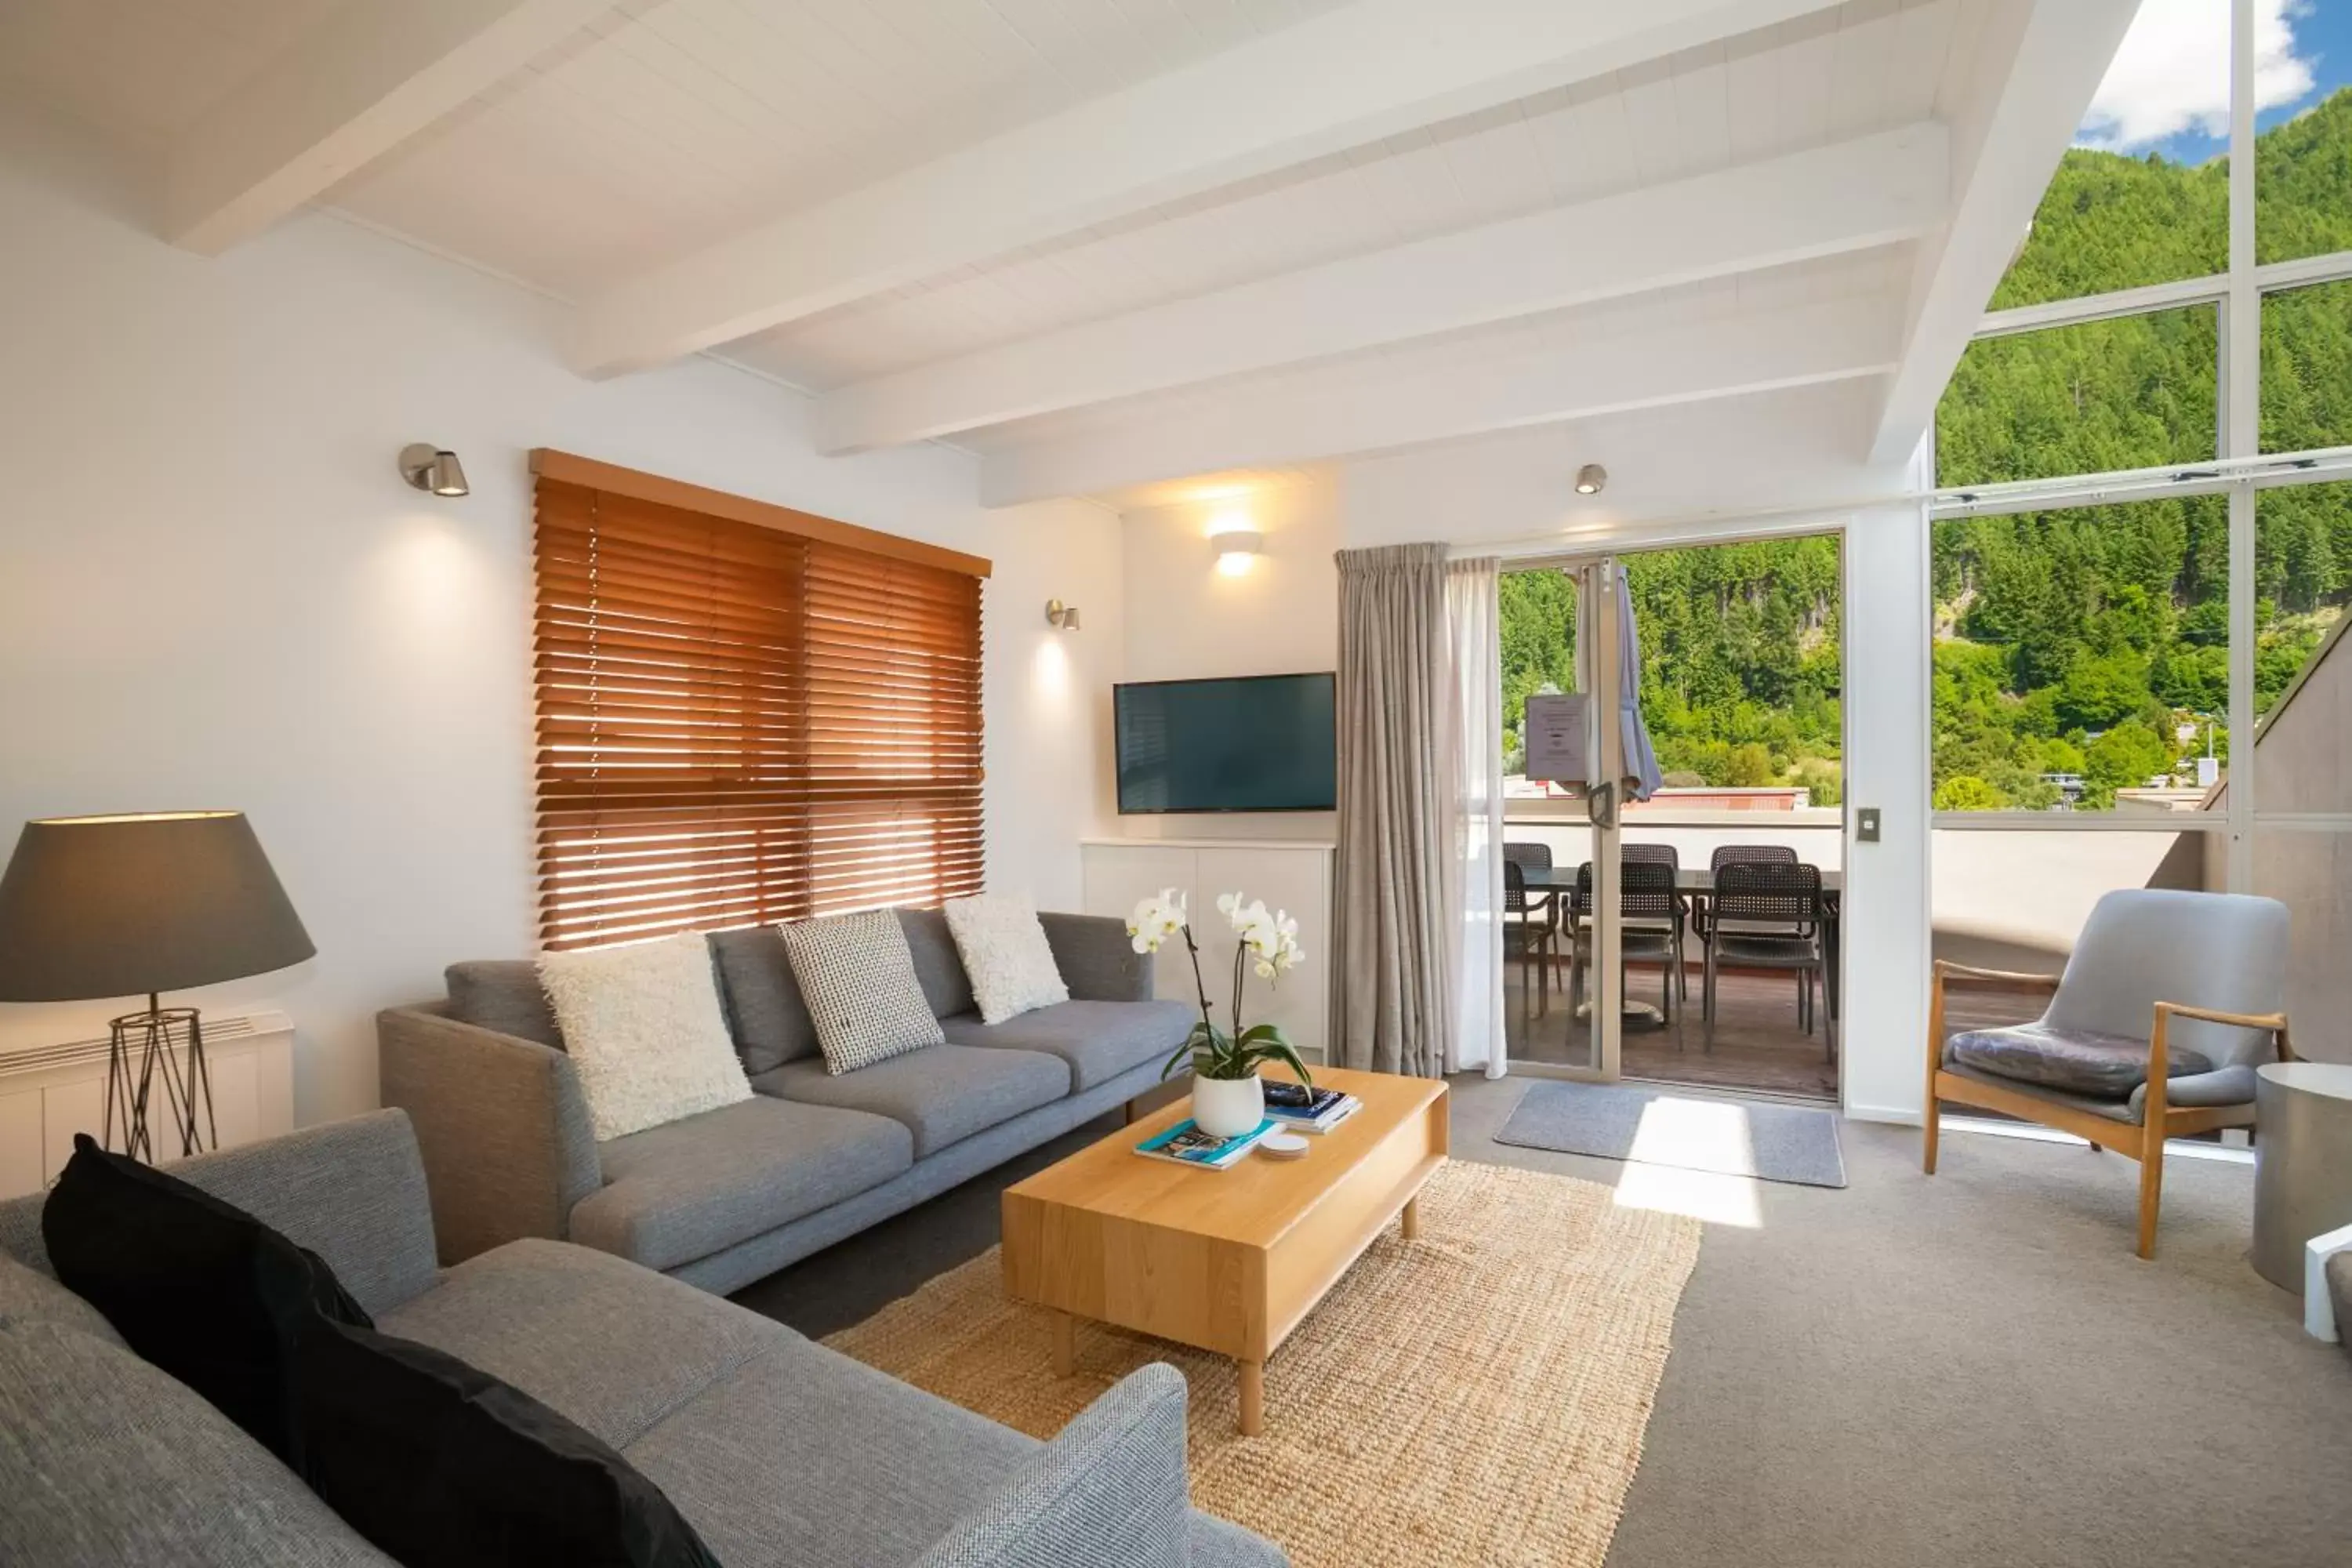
[2079,0,2352,163]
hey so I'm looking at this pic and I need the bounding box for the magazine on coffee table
[1134,1117,1277,1170]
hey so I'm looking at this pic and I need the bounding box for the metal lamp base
[103,997,217,1163]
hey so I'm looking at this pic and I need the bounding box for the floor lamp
[0,812,314,1163]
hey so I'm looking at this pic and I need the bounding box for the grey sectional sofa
[0,1112,1285,1567]
[378,909,1191,1293]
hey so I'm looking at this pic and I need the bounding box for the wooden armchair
[1922,889,2293,1260]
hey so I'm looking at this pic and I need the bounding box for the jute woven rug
[824,1159,1701,1568]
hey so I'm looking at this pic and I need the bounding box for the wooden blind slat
[532,474,985,951]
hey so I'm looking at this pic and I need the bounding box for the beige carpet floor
[824,1160,1700,1568]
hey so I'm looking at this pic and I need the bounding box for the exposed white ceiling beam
[817,123,1947,455]
[1867,0,2142,463]
[164,0,610,256]
[573,0,1849,377]
[977,295,1900,506]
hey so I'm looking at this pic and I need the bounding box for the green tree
[1934,775,2009,811]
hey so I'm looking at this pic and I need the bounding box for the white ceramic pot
[1191,1072,1266,1138]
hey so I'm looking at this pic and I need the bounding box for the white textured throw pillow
[782,909,946,1075]
[536,933,752,1142]
[943,895,1069,1026]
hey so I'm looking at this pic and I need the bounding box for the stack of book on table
[1134,1117,1277,1170]
[1263,1081,1362,1134]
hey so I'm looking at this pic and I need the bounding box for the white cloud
[2077,0,2318,152]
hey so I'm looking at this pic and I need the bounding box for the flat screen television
[1115,672,1338,814]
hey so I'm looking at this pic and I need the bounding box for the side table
[2252,1062,2352,1292]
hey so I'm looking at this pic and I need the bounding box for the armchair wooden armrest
[2151,1000,2296,1063]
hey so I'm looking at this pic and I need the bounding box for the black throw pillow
[292,1314,723,1568]
[41,1132,370,1464]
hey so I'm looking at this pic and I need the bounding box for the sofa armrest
[1042,913,1154,1004]
[376,1004,601,1265]
[909,1363,1192,1568]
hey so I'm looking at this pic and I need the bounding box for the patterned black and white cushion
[781,909,946,1075]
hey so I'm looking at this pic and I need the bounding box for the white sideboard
[1080,838,1334,1062]
[0,1011,296,1198]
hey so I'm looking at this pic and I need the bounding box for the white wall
[0,105,1121,1126]
[1114,475,1340,842]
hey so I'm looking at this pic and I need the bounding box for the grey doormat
[1495,1080,1847,1189]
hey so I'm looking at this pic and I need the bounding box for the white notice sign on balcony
[1523,692,1587,784]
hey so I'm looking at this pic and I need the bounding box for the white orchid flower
[1125,886,1191,953]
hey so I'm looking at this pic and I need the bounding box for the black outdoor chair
[1566,858,1684,1025]
[1504,857,1559,1028]
[1702,859,1831,1060]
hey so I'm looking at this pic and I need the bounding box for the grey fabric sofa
[0,1112,1284,1567]
[379,910,1192,1294]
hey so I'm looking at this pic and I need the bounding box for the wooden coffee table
[1000,1065,1447,1436]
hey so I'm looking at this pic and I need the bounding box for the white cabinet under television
[1080,838,1334,1062]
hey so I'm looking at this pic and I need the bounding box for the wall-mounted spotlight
[1574,464,1607,495]
[399,444,470,497]
[1210,529,1264,577]
[1045,599,1082,631]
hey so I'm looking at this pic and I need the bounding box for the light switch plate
[1857,807,1882,843]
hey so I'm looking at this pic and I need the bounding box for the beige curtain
[1330,543,1458,1076]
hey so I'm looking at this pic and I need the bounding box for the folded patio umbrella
[1616,572,1663,803]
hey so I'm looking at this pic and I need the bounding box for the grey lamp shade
[0,812,314,1002]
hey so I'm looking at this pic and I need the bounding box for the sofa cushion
[754,1045,1069,1159]
[538,934,754,1142]
[621,1333,1035,1568]
[40,1134,373,1467]
[378,1239,793,1451]
[942,999,1194,1093]
[0,1249,124,1345]
[292,1312,721,1568]
[707,925,818,1072]
[568,1097,913,1274]
[898,907,977,1020]
[0,1316,399,1567]
[785,910,947,1074]
[1947,1021,2212,1100]
[944,894,1070,1025]
[447,959,563,1047]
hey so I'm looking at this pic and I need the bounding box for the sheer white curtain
[1446,557,1506,1077]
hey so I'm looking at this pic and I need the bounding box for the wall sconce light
[1045,599,1082,631]
[1574,463,1607,495]
[399,444,470,497]
[1211,529,1264,577]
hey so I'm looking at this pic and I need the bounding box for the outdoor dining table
[1517,862,1843,1030]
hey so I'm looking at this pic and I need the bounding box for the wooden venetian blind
[530,452,988,950]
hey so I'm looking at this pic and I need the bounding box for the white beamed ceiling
[1,0,2131,512]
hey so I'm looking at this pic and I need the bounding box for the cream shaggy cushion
[536,933,752,1142]
[782,909,946,1074]
[943,895,1069,1025]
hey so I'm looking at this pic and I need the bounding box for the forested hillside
[1501,89,2352,811]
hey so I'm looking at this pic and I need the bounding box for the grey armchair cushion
[754,1045,1069,1159]
[446,960,563,1047]
[942,999,1194,1092]
[899,908,978,1020]
[707,925,818,1073]
[1948,1022,2212,1100]
[0,1317,398,1567]
[2044,889,2289,1069]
